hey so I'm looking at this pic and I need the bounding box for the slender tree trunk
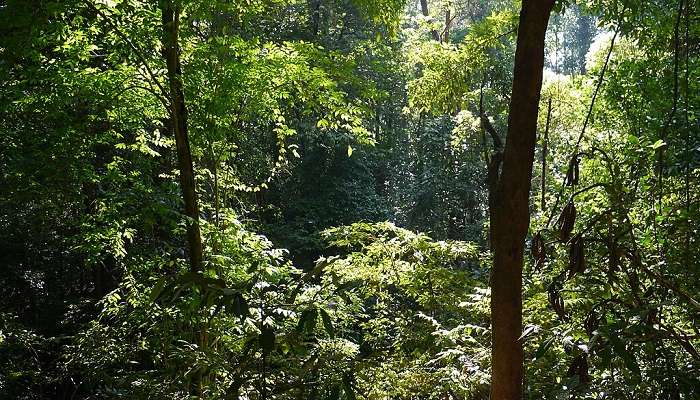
[161,0,203,272]
[541,97,552,210]
[308,0,321,36]
[419,0,441,41]
[161,4,207,392]
[490,1,554,399]
[444,9,451,43]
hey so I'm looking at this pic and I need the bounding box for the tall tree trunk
[161,0,203,272]
[161,7,207,397]
[419,0,441,41]
[576,12,594,74]
[490,1,554,398]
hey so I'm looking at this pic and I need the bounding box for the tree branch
[479,83,502,151]
[84,1,169,103]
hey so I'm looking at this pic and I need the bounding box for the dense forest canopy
[0,0,698,399]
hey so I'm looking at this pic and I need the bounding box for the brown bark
[419,0,441,41]
[490,1,554,399]
[161,1,203,272]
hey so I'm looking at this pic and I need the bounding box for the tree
[489,0,555,398]
[161,0,203,272]
[419,0,442,41]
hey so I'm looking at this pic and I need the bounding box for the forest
[0,0,698,399]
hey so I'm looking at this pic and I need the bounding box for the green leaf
[650,139,667,150]
[609,334,640,376]
[150,277,167,303]
[518,324,539,342]
[320,308,335,338]
[347,145,353,157]
[297,308,318,333]
[533,336,554,360]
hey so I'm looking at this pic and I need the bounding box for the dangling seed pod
[608,244,620,279]
[567,234,586,279]
[557,201,577,242]
[584,311,600,336]
[607,229,616,267]
[628,268,640,294]
[531,232,546,270]
[606,216,619,281]
[567,354,591,384]
[647,308,658,325]
[548,282,567,321]
[565,156,580,186]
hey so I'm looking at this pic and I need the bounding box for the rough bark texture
[490,1,554,398]
[161,1,203,272]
